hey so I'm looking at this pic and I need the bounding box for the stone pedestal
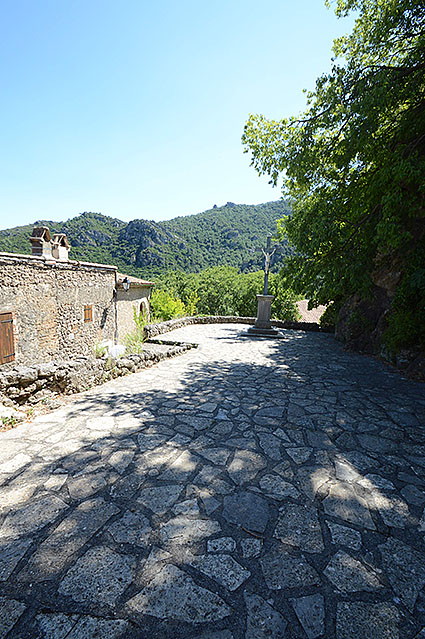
[254,295,273,329]
[246,295,280,337]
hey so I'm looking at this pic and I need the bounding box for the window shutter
[0,313,15,364]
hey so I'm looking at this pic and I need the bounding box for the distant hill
[0,200,291,277]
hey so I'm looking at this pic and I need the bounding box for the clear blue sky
[0,0,354,229]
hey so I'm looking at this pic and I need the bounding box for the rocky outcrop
[335,265,424,381]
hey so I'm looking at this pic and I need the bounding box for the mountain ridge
[0,200,291,277]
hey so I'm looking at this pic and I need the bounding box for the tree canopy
[242,0,425,352]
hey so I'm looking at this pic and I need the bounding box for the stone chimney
[29,227,53,257]
[52,233,70,261]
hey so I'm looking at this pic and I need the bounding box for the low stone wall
[144,315,331,339]
[0,342,194,410]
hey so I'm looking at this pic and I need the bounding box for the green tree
[242,0,425,352]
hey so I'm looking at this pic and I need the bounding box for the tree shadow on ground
[0,327,424,639]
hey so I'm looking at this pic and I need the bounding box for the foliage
[124,307,147,354]
[319,302,340,329]
[94,342,108,358]
[0,202,292,278]
[150,288,189,322]
[154,266,300,320]
[383,244,425,352]
[242,0,425,351]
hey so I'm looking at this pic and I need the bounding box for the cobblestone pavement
[1,324,425,639]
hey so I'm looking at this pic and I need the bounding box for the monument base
[242,325,286,339]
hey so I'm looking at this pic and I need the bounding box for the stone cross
[261,235,277,295]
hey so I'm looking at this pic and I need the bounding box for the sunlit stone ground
[0,324,424,639]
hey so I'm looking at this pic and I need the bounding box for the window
[0,312,15,364]
[84,305,93,323]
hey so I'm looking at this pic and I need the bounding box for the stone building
[0,228,153,366]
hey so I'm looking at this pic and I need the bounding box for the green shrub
[150,288,188,322]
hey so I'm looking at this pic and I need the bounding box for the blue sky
[0,1,354,228]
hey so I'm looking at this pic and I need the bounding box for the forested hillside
[0,201,291,277]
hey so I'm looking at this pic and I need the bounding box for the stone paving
[0,323,424,639]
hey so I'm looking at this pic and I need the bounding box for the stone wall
[0,342,195,410]
[116,286,151,342]
[144,315,330,339]
[0,253,116,366]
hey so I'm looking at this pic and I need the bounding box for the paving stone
[274,428,291,442]
[327,522,362,550]
[335,459,363,483]
[196,632,233,639]
[400,484,425,506]
[199,447,232,465]
[86,415,115,431]
[323,483,376,529]
[295,466,331,500]
[227,449,266,485]
[21,497,119,581]
[0,597,26,638]
[286,447,313,464]
[126,564,231,622]
[274,503,324,552]
[0,537,32,581]
[107,450,135,474]
[226,437,257,451]
[67,472,108,500]
[108,509,152,546]
[357,434,395,453]
[290,594,324,639]
[58,545,135,605]
[369,492,410,528]
[0,482,37,513]
[0,452,31,474]
[137,432,169,450]
[240,538,263,558]
[66,616,129,638]
[160,516,221,544]
[324,550,382,592]
[44,474,68,491]
[35,613,129,639]
[199,491,221,515]
[244,592,287,638]
[35,612,78,639]
[137,484,183,514]
[259,474,300,500]
[207,537,236,553]
[192,554,250,591]
[379,537,425,611]
[260,548,320,589]
[177,415,212,431]
[173,498,200,516]
[222,491,269,533]
[357,474,395,491]
[336,602,399,639]
[258,433,283,460]
[0,494,68,539]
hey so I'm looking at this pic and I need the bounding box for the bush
[150,288,188,322]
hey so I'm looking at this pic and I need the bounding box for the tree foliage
[0,202,292,278]
[154,266,300,320]
[242,0,425,351]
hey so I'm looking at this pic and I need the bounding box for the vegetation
[154,266,300,320]
[242,0,425,355]
[0,201,292,278]
[125,308,147,354]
